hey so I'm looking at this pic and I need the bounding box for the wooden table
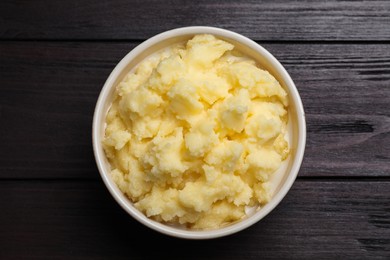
[1,1,389,258]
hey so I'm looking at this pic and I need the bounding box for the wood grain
[0,180,389,258]
[1,1,389,258]
[1,0,390,41]
[0,42,389,179]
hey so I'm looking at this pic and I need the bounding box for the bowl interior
[93,28,305,239]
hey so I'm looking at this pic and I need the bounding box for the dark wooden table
[1,1,389,258]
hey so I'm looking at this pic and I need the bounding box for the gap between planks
[1,39,390,44]
[0,176,389,182]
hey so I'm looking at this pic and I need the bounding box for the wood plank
[0,42,389,179]
[1,0,390,41]
[0,180,389,258]
[273,44,390,177]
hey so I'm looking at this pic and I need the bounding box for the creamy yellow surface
[103,34,289,230]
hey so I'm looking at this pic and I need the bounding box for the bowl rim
[92,26,306,239]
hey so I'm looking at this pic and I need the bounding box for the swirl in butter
[103,34,289,230]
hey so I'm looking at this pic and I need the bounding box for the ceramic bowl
[92,26,306,239]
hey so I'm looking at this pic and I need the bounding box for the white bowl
[92,26,306,239]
